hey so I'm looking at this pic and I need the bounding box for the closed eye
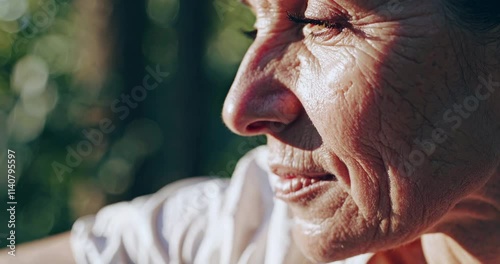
[286,12,353,42]
[287,12,350,31]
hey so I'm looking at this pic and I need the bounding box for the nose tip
[222,89,302,136]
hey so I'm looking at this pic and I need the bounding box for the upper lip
[266,144,341,182]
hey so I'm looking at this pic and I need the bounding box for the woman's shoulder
[70,146,275,264]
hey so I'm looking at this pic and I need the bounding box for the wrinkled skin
[223,0,500,263]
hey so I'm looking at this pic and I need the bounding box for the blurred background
[0,0,265,246]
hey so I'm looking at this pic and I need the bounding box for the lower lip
[273,175,334,202]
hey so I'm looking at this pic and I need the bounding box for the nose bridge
[222,39,302,136]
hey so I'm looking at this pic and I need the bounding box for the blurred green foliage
[0,0,262,246]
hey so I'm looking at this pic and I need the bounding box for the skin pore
[222,0,500,263]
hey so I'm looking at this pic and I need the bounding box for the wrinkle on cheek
[296,46,325,111]
[300,49,355,121]
[316,44,398,228]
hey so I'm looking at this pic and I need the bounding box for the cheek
[301,47,391,182]
[291,32,497,261]
[294,42,449,243]
[295,43,388,149]
[296,45,391,213]
[296,48,364,141]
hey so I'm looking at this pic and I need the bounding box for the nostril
[246,121,268,132]
[246,121,288,134]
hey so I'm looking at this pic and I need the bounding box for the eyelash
[241,13,351,41]
[287,12,350,40]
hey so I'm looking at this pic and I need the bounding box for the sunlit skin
[223,0,500,263]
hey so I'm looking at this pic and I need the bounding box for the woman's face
[223,0,499,262]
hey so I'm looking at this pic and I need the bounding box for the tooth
[282,180,292,193]
[302,177,311,187]
[291,178,302,192]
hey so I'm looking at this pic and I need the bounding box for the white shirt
[71,147,373,264]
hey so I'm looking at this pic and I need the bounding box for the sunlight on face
[222,0,499,262]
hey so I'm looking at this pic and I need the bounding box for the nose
[222,45,302,136]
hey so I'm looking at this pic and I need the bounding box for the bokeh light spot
[0,0,28,22]
[98,158,133,195]
[11,55,49,97]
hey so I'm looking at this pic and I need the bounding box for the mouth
[271,166,336,202]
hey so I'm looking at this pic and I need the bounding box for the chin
[285,186,421,263]
[287,195,377,263]
[291,225,368,263]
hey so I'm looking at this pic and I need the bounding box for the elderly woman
[3,0,500,263]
